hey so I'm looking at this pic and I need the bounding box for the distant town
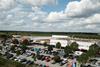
[0,31,100,67]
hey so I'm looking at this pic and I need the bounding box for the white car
[14,57,20,61]
[74,51,83,56]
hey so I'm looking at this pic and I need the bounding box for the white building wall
[76,41,94,50]
[52,35,70,39]
[50,35,70,47]
[50,39,68,47]
[50,35,96,50]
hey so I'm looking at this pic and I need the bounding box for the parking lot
[0,43,71,67]
[0,37,100,67]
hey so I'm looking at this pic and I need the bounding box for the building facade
[50,35,96,50]
[50,35,70,47]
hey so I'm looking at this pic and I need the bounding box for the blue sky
[42,0,69,12]
[42,0,81,12]
[0,0,100,32]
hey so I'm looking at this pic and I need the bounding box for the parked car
[14,57,20,61]
[80,64,92,67]
[26,60,34,65]
[60,59,67,66]
[41,55,46,61]
[6,53,13,59]
[88,59,98,64]
[10,57,16,60]
[52,51,59,56]
[37,55,43,60]
[45,56,51,62]
[52,61,56,64]
[20,58,27,62]
[74,51,83,56]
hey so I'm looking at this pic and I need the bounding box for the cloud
[44,0,100,32]
[16,0,57,7]
[0,0,48,31]
[0,0,16,11]
[0,0,100,32]
[45,11,66,22]
[65,0,100,17]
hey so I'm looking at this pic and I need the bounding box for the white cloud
[65,0,100,17]
[45,0,100,32]
[0,0,100,32]
[0,0,16,11]
[45,11,66,22]
[0,0,48,31]
[90,14,100,23]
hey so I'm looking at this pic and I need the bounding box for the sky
[0,0,100,32]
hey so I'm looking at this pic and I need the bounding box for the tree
[87,49,95,58]
[70,42,78,52]
[21,39,29,45]
[56,42,61,49]
[0,34,12,42]
[10,45,16,52]
[78,43,100,63]
[12,39,19,44]
[53,55,61,62]
[77,53,89,63]
[89,43,99,50]
[20,45,27,53]
[64,46,72,56]
[16,50,21,56]
[43,41,48,47]
[48,45,53,52]
[87,43,100,57]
